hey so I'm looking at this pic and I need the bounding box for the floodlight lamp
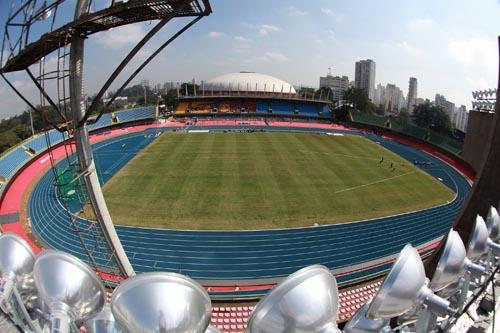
[467,215,489,261]
[468,215,500,259]
[344,302,390,333]
[111,272,211,333]
[366,244,450,320]
[84,305,124,333]
[33,250,105,333]
[0,233,36,302]
[429,230,466,292]
[246,265,340,333]
[486,206,500,242]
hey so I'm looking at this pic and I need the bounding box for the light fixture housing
[84,305,124,333]
[247,265,340,333]
[429,230,466,292]
[467,215,489,260]
[468,215,500,259]
[486,206,500,242]
[34,250,105,331]
[0,233,36,291]
[111,272,211,333]
[366,244,450,319]
[344,302,389,333]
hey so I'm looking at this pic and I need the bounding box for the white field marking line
[299,149,382,161]
[333,171,415,194]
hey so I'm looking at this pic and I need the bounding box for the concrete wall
[462,110,494,172]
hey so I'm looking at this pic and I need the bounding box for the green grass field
[103,132,454,230]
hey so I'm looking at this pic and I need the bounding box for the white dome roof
[205,72,296,94]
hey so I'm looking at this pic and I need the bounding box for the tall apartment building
[455,105,469,132]
[354,59,376,101]
[319,73,349,102]
[383,84,405,114]
[435,94,455,119]
[407,77,417,113]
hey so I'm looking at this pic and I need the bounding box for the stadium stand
[350,111,463,155]
[115,106,156,122]
[189,101,213,113]
[0,147,29,178]
[25,131,66,153]
[0,107,156,191]
[176,101,189,114]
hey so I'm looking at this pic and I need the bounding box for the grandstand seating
[270,101,294,115]
[189,101,213,113]
[116,106,156,122]
[297,102,320,116]
[0,107,156,184]
[256,101,269,113]
[25,131,66,153]
[87,113,112,131]
[176,101,189,114]
[219,103,231,113]
[209,280,382,332]
[0,147,30,178]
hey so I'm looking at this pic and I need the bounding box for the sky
[0,0,499,119]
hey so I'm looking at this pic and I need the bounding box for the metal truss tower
[1,0,211,279]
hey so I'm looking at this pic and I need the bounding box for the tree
[413,102,451,133]
[314,87,334,102]
[398,108,410,125]
[162,89,179,109]
[342,87,370,112]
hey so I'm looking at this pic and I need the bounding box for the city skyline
[0,0,499,119]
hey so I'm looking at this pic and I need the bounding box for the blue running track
[28,126,470,286]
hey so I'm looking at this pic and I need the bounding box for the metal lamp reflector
[247,265,340,333]
[367,244,450,319]
[34,250,105,333]
[111,272,211,333]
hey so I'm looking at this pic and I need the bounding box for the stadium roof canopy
[205,72,297,95]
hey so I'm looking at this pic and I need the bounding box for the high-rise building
[354,59,376,101]
[455,105,469,132]
[319,73,349,102]
[377,83,405,114]
[374,84,385,106]
[407,77,417,113]
[435,94,455,119]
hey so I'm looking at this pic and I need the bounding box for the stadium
[0,71,475,327]
[0,1,498,332]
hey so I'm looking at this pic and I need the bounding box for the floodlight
[84,305,124,333]
[468,215,500,260]
[206,325,222,333]
[111,272,211,333]
[246,265,340,333]
[0,233,36,301]
[429,230,466,292]
[467,216,489,260]
[34,250,105,333]
[486,206,500,242]
[366,244,450,320]
[428,229,485,292]
[344,302,390,333]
